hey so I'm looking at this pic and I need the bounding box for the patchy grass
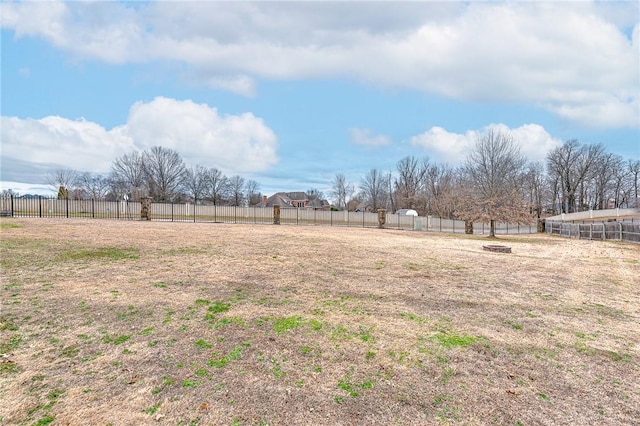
[0,219,638,425]
[57,246,139,261]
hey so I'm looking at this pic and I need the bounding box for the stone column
[377,209,386,229]
[140,196,152,221]
[465,220,473,234]
[273,204,280,225]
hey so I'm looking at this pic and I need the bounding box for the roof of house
[261,192,330,209]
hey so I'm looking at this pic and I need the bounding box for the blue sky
[1,0,639,198]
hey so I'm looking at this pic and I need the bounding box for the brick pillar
[273,204,280,225]
[465,220,473,234]
[140,196,152,221]
[377,209,386,229]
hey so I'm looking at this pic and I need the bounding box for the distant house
[258,192,331,210]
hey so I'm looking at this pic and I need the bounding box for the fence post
[39,196,42,218]
[194,203,197,223]
[273,205,280,225]
[66,197,69,218]
[378,209,387,229]
[10,194,14,217]
[619,222,623,241]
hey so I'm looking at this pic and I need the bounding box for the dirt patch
[1,218,639,425]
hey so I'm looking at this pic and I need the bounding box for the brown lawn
[0,218,638,425]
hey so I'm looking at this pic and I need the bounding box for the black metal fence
[545,220,640,244]
[0,196,538,234]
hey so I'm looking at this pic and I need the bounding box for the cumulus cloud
[1,1,638,127]
[349,128,391,147]
[0,115,134,173]
[0,97,279,179]
[410,124,562,163]
[124,97,278,173]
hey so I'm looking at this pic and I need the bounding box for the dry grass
[0,218,639,425]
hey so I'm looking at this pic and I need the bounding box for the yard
[0,218,638,425]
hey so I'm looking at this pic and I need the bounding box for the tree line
[8,135,638,233]
[40,146,265,207]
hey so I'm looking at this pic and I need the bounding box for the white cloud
[0,115,134,173]
[0,97,279,177]
[1,1,638,128]
[349,128,391,147]
[124,97,278,173]
[410,124,562,163]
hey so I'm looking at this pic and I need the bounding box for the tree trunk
[489,220,496,238]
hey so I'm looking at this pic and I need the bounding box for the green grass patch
[273,316,304,333]
[337,374,373,398]
[140,326,154,336]
[431,332,480,348]
[207,343,249,368]
[144,402,162,415]
[194,339,212,349]
[32,415,55,426]
[208,301,231,313]
[1,334,23,354]
[214,316,246,329]
[103,334,131,345]
[58,247,139,261]
[60,345,80,358]
[0,222,21,229]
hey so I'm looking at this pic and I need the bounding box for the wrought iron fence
[0,196,537,234]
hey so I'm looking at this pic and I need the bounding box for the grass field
[0,218,638,425]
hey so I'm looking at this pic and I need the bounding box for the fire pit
[483,245,512,253]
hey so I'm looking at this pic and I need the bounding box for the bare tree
[142,146,186,201]
[523,162,547,218]
[359,169,388,211]
[546,140,605,213]
[245,179,262,206]
[183,165,209,204]
[77,172,110,200]
[110,151,145,200]
[307,188,325,202]
[228,175,245,206]
[1,189,18,197]
[394,156,429,212]
[590,153,624,209]
[424,163,458,219]
[330,173,353,211]
[206,168,229,205]
[46,168,77,197]
[456,130,531,237]
[627,159,640,208]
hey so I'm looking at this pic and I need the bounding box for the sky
[1,0,639,198]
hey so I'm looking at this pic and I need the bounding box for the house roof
[262,192,330,209]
